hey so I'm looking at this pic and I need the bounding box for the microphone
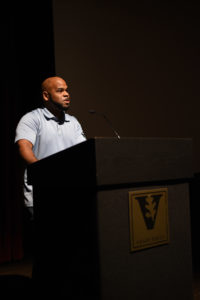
[89,109,120,139]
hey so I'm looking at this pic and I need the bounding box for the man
[15,76,86,215]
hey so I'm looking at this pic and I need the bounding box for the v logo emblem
[135,194,162,229]
[129,188,169,251]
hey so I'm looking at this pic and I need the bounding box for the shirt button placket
[57,124,61,136]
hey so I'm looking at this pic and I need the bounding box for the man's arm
[16,139,38,164]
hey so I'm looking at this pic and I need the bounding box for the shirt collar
[42,107,70,123]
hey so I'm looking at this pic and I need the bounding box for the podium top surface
[28,137,193,188]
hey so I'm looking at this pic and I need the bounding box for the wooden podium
[28,138,194,299]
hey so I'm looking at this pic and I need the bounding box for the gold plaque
[129,188,169,252]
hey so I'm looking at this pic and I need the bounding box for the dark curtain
[0,2,55,263]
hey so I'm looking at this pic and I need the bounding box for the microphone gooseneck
[89,109,120,139]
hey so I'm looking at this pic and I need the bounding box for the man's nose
[64,91,70,98]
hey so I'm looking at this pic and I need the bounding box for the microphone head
[89,109,96,114]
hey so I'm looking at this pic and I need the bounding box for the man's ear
[42,90,49,101]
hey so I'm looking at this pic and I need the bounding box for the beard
[49,96,70,112]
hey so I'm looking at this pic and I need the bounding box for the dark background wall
[1,1,55,262]
[52,0,200,173]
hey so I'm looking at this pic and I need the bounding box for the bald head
[41,76,66,93]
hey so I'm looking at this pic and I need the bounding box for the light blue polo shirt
[15,107,86,206]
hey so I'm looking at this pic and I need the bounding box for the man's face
[45,78,71,111]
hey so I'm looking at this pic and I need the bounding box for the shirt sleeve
[72,116,87,143]
[14,112,39,146]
